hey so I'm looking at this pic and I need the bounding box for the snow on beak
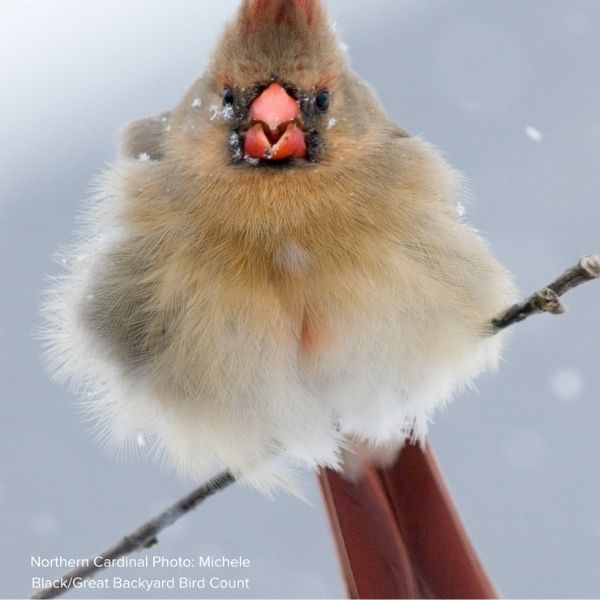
[244,83,307,161]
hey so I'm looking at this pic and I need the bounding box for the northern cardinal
[43,0,515,494]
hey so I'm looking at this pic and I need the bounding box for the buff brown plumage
[43,0,516,492]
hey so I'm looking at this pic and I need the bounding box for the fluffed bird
[43,0,515,496]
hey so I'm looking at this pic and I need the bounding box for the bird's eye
[315,90,330,112]
[223,87,235,106]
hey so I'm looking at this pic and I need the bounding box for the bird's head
[120,0,408,242]
[169,0,388,172]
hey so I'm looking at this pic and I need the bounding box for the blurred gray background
[2,0,599,597]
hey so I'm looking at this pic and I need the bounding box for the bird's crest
[240,0,323,36]
[212,0,339,88]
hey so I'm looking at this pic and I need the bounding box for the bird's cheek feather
[244,122,307,160]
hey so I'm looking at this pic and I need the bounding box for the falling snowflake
[210,104,234,121]
[191,98,202,108]
[138,152,150,162]
[550,367,584,402]
[525,126,543,142]
[275,242,312,274]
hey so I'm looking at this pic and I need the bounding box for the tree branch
[29,471,235,599]
[492,255,600,330]
[29,255,599,599]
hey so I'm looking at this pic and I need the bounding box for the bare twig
[493,255,600,330]
[29,471,235,599]
[30,255,599,599]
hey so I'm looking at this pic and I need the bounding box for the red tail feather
[319,443,499,599]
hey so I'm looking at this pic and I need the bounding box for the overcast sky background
[2,1,600,598]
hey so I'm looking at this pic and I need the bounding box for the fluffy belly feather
[74,253,509,491]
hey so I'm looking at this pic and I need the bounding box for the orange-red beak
[244,83,307,161]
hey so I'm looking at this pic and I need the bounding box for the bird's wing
[318,442,499,599]
[119,111,171,160]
